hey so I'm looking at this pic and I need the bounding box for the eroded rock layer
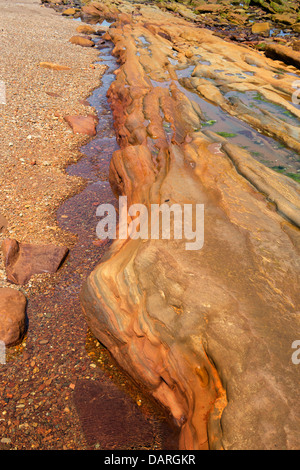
[80,2,300,450]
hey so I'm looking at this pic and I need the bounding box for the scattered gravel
[0,0,105,291]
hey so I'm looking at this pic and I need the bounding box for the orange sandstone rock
[0,287,27,346]
[69,36,94,48]
[39,62,71,71]
[64,115,98,136]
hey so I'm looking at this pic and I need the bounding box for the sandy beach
[0,0,105,292]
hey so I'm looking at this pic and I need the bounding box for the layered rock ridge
[81,3,300,450]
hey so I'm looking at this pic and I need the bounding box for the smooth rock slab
[251,22,270,34]
[80,5,102,18]
[80,5,300,450]
[73,377,155,449]
[2,238,68,285]
[76,25,97,35]
[0,214,7,233]
[0,287,27,346]
[39,62,71,71]
[62,8,77,16]
[64,115,98,136]
[69,36,95,48]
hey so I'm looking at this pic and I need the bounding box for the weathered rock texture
[0,287,27,346]
[80,2,300,450]
[39,61,71,71]
[2,238,68,285]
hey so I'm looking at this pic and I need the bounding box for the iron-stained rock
[2,238,68,285]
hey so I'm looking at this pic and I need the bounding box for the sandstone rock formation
[76,24,97,35]
[80,2,300,450]
[62,7,77,16]
[265,43,300,69]
[69,35,95,47]
[0,215,7,233]
[0,287,27,346]
[251,22,270,35]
